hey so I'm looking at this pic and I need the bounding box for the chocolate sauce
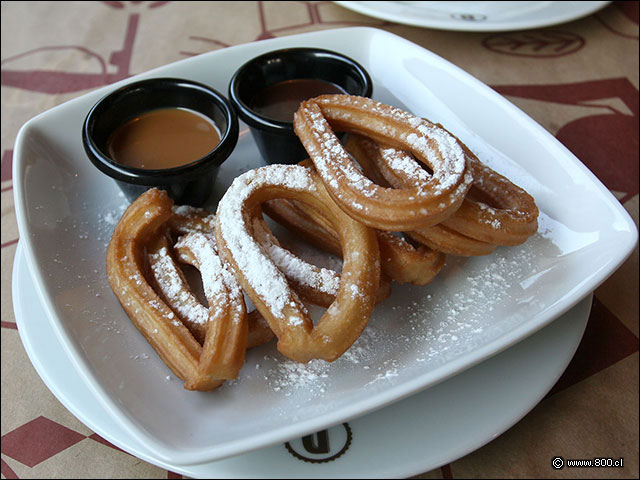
[251,78,346,123]
[107,107,221,170]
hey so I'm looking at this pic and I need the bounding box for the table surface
[1,1,638,478]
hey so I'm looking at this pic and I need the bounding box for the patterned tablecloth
[1,1,638,478]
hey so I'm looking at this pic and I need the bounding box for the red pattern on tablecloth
[482,30,585,57]
[1,417,86,468]
[492,78,639,202]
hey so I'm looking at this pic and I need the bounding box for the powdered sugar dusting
[220,236,543,403]
[217,165,317,320]
[313,96,468,195]
[256,326,384,396]
[262,238,340,296]
[149,246,209,325]
[380,146,430,183]
[174,231,244,324]
[300,104,379,203]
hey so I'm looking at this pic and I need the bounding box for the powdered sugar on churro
[300,103,379,201]
[149,245,209,325]
[216,165,317,321]
[380,146,430,183]
[263,238,340,297]
[174,231,244,323]
[312,95,468,195]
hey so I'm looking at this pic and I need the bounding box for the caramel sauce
[251,78,346,122]
[107,108,221,170]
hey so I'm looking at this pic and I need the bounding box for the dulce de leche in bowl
[229,48,372,165]
[83,77,238,206]
[106,107,221,170]
[249,78,346,123]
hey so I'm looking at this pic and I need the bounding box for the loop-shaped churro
[264,197,444,286]
[293,95,473,231]
[346,133,538,255]
[107,188,250,391]
[345,133,495,256]
[152,206,275,350]
[215,164,381,363]
[440,148,539,246]
[264,159,445,285]
[251,214,391,306]
[147,233,211,344]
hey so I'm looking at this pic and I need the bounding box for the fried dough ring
[293,95,473,231]
[107,188,249,391]
[263,197,444,286]
[344,133,495,256]
[251,214,392,306]
[160,206,274,348]
[147,233,211,344]
[154,231,247,387]
[441,142,538,245]
[148,234,274,350]
[262,159,445,285]
[406,226,496,257]
[215,164,381,363]
[346,133,538,255]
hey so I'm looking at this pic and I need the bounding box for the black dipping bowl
[228,48,372,165]
[83,77,238,206]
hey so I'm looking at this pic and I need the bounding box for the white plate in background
[12,27,637,466]
[335,1,611,31]
[13,244,592,478]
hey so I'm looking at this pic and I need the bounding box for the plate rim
[11,26,638,466]
[334,1,612,32]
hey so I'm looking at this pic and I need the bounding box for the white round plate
[14,243,592,478]
[335,1,611,31]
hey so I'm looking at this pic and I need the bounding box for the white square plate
[13,27,637,466]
